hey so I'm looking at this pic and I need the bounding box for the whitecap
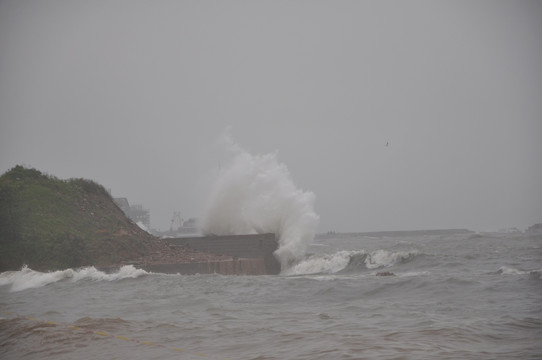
[0,265,149,292]
[364,249,421,269]
[282,250,363,276]
[498,266,527,275]
[0,265,75,292]
[498,266,542,276]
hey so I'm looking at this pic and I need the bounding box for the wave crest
[498,266,542,278]
[284,249,421,275]
[0,265,149,292]
[364,249,421,269]
[283,250,361,275]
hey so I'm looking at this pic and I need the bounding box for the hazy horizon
[1,1,541,233]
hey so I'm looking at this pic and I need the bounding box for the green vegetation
[0,165,155,271]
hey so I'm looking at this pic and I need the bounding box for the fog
[1,1,541,232]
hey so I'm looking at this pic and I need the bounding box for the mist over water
[199,133,319,268]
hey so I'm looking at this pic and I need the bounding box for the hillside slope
[0,166,222,271]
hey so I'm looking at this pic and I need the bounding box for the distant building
[159,212,199,238]
[114,197,150,229]
[180,217,198,234]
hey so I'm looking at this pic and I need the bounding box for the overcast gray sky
[1,1,541,232]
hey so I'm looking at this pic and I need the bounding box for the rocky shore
[0,166,277,275]
[0,166,233,272]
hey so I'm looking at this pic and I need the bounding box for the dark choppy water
[1,231,541,359]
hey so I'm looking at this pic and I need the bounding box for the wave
[0,265,149,292]
[283,249,422,275]
[498,266,542,278]
[283,250,356,275]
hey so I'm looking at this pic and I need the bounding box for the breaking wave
[284,249,421,275]
[199,131,319,270]
[0,265,149,292]
[497,266,542,278]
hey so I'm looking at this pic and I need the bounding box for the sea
[1,230,541,360]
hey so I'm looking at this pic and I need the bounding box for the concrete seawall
[144,233,281,275]
[142,258,269,275]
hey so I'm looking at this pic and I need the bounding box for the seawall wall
[150,233,281,275]
[142,258,268,275]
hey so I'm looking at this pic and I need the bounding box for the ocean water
[1,230,541,360]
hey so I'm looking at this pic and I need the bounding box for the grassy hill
[0,166,166,271]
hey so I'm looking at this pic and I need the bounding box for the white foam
[283,250,361,276]
[0,265,149,292]
[281,249,422,276]
[498,266,526,275]
[364,249,420,269]
[200,131,319,269]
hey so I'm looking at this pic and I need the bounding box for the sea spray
[199,133,319,269]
